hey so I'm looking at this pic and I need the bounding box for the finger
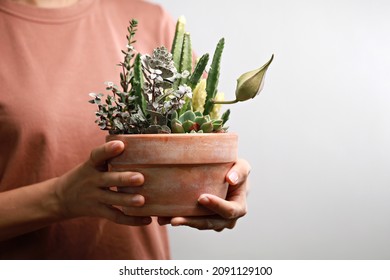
[96,204,152,226]
[98,171,144,188]
[89,141,125,168]
[197,194,247,220]
[157,217,172,225]
[226,158,251,186]
[97,189,145,207]
[170,216,237,231]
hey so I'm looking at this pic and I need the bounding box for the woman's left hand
[158,159,251,231]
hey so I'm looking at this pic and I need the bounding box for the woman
[0,0,250,259]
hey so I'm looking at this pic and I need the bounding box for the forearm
[0,141,152,242]
[0,178,63,241]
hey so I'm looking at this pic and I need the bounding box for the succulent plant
[89,17,273,134]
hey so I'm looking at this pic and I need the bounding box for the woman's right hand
[55,140,152,226]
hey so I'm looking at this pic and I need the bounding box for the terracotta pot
[106,133,238,217]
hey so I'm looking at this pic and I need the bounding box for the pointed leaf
[212,119,223,131]
[194,116,208,127]
[170,119,184,133]
[179,110,196,123]
[182,120,196,132]
[200,121,213,133]
[221,109,230,125]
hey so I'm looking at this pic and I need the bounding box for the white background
[148,0,390,259]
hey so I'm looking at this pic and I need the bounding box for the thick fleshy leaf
[212,119,223,131]
[200,121,214,133]
[194,116,208,127]
[179,110,196,123]
[171,119,184,133]
[182,120,197,132]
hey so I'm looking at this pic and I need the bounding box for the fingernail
[228,171,239,184]
[110,141,122,152]
[198,195,210,204]
[131,195,143,205]
[142,217,152,224]
[130,174,143,184]
[158,217,171,225]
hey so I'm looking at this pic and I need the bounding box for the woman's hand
[56,141,152,226]
[158,159,251,231]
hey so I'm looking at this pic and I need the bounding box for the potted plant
[89,17,273,216]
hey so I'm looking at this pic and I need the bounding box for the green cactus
[131,53,146,115]
[171,16,186,71]
[220,109,230,125]
[90,17,273,135]
[203,38,225,116]
[176,32,193,114]
[188,53,209,89]
[179,32,193,84]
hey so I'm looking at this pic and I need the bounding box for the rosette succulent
[89,17,273,134]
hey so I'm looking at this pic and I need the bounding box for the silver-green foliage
[89,17,273,134]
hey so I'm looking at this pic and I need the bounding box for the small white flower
[181,70,190,78]
[104,81,114,88]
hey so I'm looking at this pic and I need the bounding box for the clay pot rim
[107,131,238,165]
[107,132,237,139]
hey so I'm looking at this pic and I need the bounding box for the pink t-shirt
[0,0,175,259]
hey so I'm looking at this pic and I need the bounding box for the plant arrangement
[89,17,273,134]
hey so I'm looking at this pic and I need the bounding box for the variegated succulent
[89,17,273,134]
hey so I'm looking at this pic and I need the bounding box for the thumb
[226,159,251,186]
[89,141,125,168]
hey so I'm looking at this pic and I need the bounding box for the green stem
[212,99,238,105]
